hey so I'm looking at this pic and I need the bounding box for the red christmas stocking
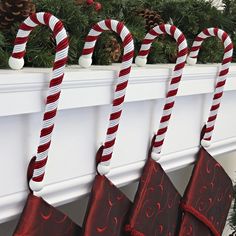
[179,147,233,236]
[13,156,82,236]
[13,193,82,236]
[82,175,131,236]
[179,212,212,236]
[125,144,181,236]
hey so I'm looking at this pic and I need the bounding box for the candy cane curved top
[8,12,69,192]
[135,24,188,161]
[79,19,134,175]
[187,28,233,148]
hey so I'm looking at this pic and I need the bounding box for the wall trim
[0,136,235,223]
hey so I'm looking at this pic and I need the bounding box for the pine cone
[0,0,35,29]
[137,9,164,32]
[104,36,121,63]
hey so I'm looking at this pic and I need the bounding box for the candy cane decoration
[187,28,233,147]
[9,12,69,192]
[79,19,134,175]
[135,24,188,160]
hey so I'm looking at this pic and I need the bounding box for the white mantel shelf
[1,63,236,116]
[0,63,236,223]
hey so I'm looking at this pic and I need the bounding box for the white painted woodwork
[0,64,236,223]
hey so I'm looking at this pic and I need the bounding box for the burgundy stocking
[82,175,131,236]
[13,157,82,236]
[13,193,82,236]
[125,158,181,236]
[179,147,233,236]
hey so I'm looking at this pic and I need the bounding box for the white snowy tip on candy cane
[80,19,134,175]
[189,28,233,147]
[186,56,197,65]
[29,179,45,193]
[8,56,25,70]
[201,139,211,148]
[136,24,188,161]
[97,162,111,176]
[9,12,69,193]
[135,56,147,67]
[79,55,92,68]
[151,152,162,161]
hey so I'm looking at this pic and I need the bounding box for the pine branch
[0,0,236,67]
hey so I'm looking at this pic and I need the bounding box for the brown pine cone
[105,36,121,63]
[0,0,35,29]
[137,8,164,32]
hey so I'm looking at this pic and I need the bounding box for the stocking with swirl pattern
[82,175,131,236]
[125,154,182,236]
[13,192,82,236]
[179,147,233,236]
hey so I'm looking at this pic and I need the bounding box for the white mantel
[0,64,236,223]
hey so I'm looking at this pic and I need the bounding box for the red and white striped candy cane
[9,12,69,192]
[187,28,233,147]
[135,24,188,160]
[79,19,134,175]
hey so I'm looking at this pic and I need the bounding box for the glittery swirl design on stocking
[180,147,233,236]
[82,175,131,236]
[125,158,181,236]
[13,193,82,236]
[178,212,212,236]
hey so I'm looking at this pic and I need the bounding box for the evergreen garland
[0,0,235,68]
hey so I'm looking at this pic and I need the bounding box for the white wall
[1,151,235,235]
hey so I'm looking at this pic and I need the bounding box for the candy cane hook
[79,19,134,175]
[9,12,69,192]
[135,24,188,161]
[187,28,233,148]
